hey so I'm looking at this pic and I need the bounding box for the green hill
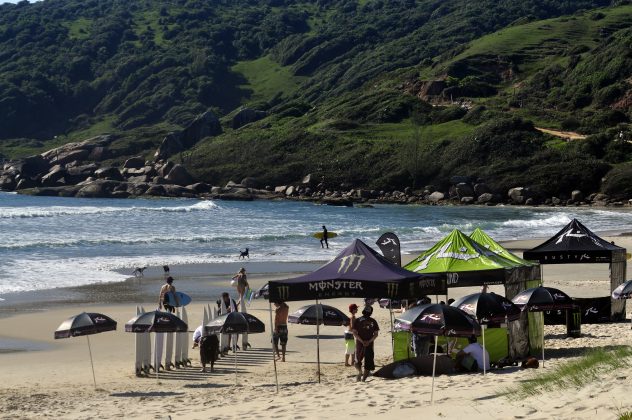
[1,0,631,199]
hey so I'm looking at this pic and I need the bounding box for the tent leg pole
[431,335,438,404]
[316,299,321,384]
[482,325,486,375]
[235,341,238,385]
[389,302,394,361]
[86,335,97,389]
[542,315,545,368]
[268,301,279,393]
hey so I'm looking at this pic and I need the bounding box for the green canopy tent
[404,229,522,288]
[404,229,541,359]
[470,228,537,267]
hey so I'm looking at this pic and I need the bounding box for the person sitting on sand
[353,305,379,382]
[158,276,179,313]
[344,303,358,366]
[455,335,490,372]
[273,301,289,361]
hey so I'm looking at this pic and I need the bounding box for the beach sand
[1,236,632,419]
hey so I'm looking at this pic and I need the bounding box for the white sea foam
[0,200,220,219]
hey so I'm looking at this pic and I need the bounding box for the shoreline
[2,229,630,317]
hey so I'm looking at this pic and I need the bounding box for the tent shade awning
[523,219,625,264]
[268,239,446,302]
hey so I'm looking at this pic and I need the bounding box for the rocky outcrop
[231,108,268,129]
[154,111,222,160]
[165,164,194,186]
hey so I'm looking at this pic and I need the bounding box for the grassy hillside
[1,0,631,198]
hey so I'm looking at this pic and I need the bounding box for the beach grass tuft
[501,346,632,401]
[618,410,632,420]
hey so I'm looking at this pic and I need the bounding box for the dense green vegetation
[1,0,631,197]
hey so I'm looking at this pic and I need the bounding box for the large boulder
[231,107,267,129]
[163,184,198,198]
[428,191,445,203]
[76,180,120,198]
[123,156,145,169]
[0,174,17,190]
[455,183,474,198]
[40,166,66,186]
[157,161,175,177]
[144,185,167,197]
[126,182,150,196]
[19,155,50,179]
[49,149,90,166]
[154,133,183,161]
[474,183,492,196]
[165,164,195,186]
[571,190,584,203]
[94,167,123,181]
[508,187,528,204]
[188,182,211,194]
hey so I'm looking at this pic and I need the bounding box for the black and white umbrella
[288,303,350,383]
[396,304,481,403]
[125,310,188,333]
[288,304,350,326]
[612,280,632,300]
[612,280,632,328]
[205,312,265,383]
[451,292,520,374]
[54,312,117,388]
[512,286,574,367]
[205,312,265,335]
[125,311,188,382]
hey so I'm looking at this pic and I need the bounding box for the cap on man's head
[349,303,358,312]
[362,305,373,316]
[166,276,174,284]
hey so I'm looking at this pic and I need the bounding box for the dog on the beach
[239,248,249,259]
[521,356,539,369]
[200,334,220,373]
[132,266,147,278]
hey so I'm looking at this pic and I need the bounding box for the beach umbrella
[612,280,632,328]
[451,292,520,374]
[612,280,632,300]
[54,312,117,388]
[255,283,269,299]
[125,311,188,333]
[288,303,350,383]
[205,312,265,384]
[125,311,188,382]
[288,304,350,326]
[395,304,481,403]
[512,286,574,367]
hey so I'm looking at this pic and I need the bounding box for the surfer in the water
[159,276,179,313]
[321,225,329,249]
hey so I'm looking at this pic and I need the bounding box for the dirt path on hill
[536,127,587,140]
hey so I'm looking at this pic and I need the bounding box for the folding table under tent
[404,229,541,359]
[523,218,627,321]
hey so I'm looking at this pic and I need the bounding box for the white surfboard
[182,307,189,365]
[141,306,151,373]
[135,306,142,375]
[155,333,164,374]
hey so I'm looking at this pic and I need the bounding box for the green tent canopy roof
[469,228,537,267]
[404,229,522,274]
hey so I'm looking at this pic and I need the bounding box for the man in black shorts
[353,305,379,381]
[273,301,289,361]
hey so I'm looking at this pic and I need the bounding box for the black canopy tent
[267,239,445,385]
[268,239,446,302]
[523,218,627,320]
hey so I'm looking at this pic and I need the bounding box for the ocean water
[1,191,631,295]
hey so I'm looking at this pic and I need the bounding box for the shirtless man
[158,276,179,313]
[273,301,289,361]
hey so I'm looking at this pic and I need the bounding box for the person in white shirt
[459,335,490,372]
[192,325,203,349]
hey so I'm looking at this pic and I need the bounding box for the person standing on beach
[321,225,329,249]
[219,292,238,353]
[273,301,289,361]
[158,276,179,313]
[232,267,249,305]
[344,304,358,366]
[353,305,379,382]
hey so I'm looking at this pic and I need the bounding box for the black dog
[200,335,220,373]
[132,266,147,278]
[239,248,249,259]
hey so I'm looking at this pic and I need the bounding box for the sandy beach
[1,235,632,419]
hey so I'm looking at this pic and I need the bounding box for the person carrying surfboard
[158,276,179,313]
[321,225,329,249]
